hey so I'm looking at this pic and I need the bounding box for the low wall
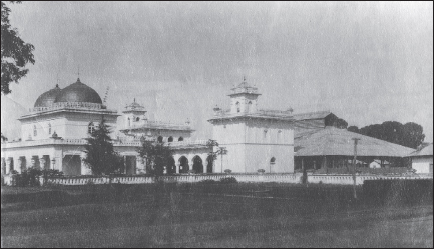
[2,173,432,186]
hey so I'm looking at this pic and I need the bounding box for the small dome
[34,84,62,107]
[54,78,102,104]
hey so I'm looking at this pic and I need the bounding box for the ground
[1,182,433,248]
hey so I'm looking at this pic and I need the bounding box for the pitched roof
[294,126,414,157]
[409,143,433,157]
[293,111,332,121]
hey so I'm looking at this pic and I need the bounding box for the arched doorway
[192,155,203,173]
[178,156,188,173]
[167,157,176,174]
[206,155,214,173]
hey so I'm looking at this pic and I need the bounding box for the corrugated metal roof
[409,143,433,157]
[294,126,414,157]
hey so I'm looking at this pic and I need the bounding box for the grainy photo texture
[1,1,433,248]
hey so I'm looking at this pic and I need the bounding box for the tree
[347,126,359,133]
[356,121,425,149]
[137,138,173,176]
[83,118,122,176]
[1,1,35,95]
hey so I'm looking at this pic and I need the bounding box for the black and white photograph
[1,1,433,248]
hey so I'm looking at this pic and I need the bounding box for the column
[136,156,145,174]
[6,158,12,174]
[16,158,22,173]
[200,154,208,173]
[175,162,180,174]
[39,156,46,170]
[29,156,36,169]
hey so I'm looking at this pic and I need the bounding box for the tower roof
[228,77,261,96]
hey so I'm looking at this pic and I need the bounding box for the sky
[1,1,433,142]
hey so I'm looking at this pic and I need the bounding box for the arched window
[277,130,282,142]
[168,136,173,142]
[33,125,37,137]
[236,101,240,113]
[48,123,52,135]
[127,118,131,127]
[157,136,163,143]
[270,157,276,164]
[136,117,140,122]
[263,129,268,140]
[88,122,95,134]
[178,136,184,141]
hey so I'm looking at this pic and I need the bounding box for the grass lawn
[1,182,433,247]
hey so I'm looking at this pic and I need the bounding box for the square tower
[208,78,295,173]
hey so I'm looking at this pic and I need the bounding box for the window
[178,136,184,141]
[277,130,282,142]
[168,136,173,142]
[88,122,95,134]
[48,123,52,135]
[236,101,240,113]
[263,129,268,140]
[33,125,37,137]
[430,164,433,173]
[270,157,276,164]
[248,101,252,113]
[136,117,140,122]
[127,118,130,127]
[157,136,163,143]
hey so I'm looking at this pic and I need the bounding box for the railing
[2,137,209,149]
[315,167,409,175]
[29,102,107,112]
[230,87,259,94]
[123,120,192,131]
[3,173,431,186]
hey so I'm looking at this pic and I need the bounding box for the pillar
[6,158,12,174]
[176,162,180,174]
[16,157,22,173]
[39,156,46,170]
[301,158,305,170]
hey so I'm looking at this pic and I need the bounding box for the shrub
[199,179,217,185]
[224,169,232,174]
[220,177,237,184]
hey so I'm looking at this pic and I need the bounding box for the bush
[11,167,42,187]
[220,177,237,184]
[199,179,217,185]
[224,169,232,174]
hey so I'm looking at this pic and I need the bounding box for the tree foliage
[137,138,173,176]
[347,121,425,149]
[83,118,122,176]
[1,1,35,95]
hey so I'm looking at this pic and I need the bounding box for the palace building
[1,77,416,177]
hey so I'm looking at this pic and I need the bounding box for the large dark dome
[34,84,62,107]
[54,78,102,104]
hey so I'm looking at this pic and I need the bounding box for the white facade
[2,77,299,177]
[412,157,433,174]
[209,79,295,173]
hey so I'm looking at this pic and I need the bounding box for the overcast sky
[2,1,433,142]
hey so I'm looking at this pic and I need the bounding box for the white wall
[412,156,433,174]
